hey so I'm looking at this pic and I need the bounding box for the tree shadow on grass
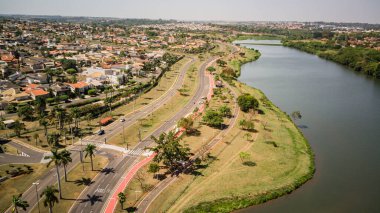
[74,177,94,186]
[101,167,115,175]
[126,207,137,212]
[243,161,256,167]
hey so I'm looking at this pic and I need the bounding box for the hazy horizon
[0,0,379,24]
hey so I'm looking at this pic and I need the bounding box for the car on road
[120,118,126,122]
[97,130,105,135]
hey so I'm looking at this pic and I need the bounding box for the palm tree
[118,192,126,210]
[32,133,39,146]
[70,107,80,129]
[39,117,49,137]
[41,185,59,213]
[47,149,63,198]
[84,144,96,171]
[11,194,29,213]
[60,149,72,182]
[47,132,60,148]
[34,97,46,117]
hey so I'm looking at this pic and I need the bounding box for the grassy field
[0,163,50,212]
[30,155,108,213]
[108,58,202,147]
[144,44,314,213]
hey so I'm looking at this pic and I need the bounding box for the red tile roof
[68,81,89,89]
[30,89,49,97]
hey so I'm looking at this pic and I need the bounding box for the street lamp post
[32,182,41,213]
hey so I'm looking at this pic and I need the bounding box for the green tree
[70,107,81,129]
[34,98,47,117]
[237,94,259,112]
[11,194,29,213]
[47,149,63,199]
[207,66,216,72]
[239,119,255,131]
[221,67,236,77]
[41,185,59,213]
[59,95,69,102]
[216,59,227,67]
[47,132,60,148]
[148,163,160,179]
[218,105,232,117]
[17,105,34,120]
[239,152,251,163]
[88,89,97,96]
[177,117,195,134]
[118,192,126,210]
[84,144,97,171]
[202,110,223,128]
[60,59,77,70]
[61,149,72,182]
[149,131,191,173]
[66,68,77,75]
[13,120,25,137]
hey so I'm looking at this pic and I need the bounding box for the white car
[120,118,126,122]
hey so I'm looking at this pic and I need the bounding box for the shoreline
[183,44,315,212]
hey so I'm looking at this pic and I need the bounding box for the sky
[0,0,379,24]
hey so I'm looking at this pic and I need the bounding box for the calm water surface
[236,40,380,213]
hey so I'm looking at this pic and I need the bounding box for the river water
[235,40,380,213]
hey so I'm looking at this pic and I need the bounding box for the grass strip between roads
[30,156,108,213]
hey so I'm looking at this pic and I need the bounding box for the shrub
[237,94,259,112]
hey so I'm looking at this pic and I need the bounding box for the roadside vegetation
[283,40,380,78]
[0,163,50,212]
[142,43,314,213]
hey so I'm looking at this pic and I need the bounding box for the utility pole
[32,182,41,213]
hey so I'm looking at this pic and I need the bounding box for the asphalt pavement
[68,57,216,213]
[0,140,45,165]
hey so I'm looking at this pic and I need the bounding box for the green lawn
[30,155,108,213]
[0,163,50,212]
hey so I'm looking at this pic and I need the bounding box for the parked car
[120,118,126,122]
[97,130,105,135]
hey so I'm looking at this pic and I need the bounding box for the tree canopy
[237,94,259,112]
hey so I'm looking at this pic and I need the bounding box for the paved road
[82,57,196,144]
[3,58,195,213]
[69,57,216,213]
[4,146,119,213]
[0,140,45,165]
[136,42,241,213]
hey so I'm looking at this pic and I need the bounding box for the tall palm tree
[47,149,63,198]
[84,144,96,171]
[47,132,60,148]
[41,185,59,213]
[70,107,80,129]
[11,194,29,213]
[39,117,49,138]
[60,149,72,182]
